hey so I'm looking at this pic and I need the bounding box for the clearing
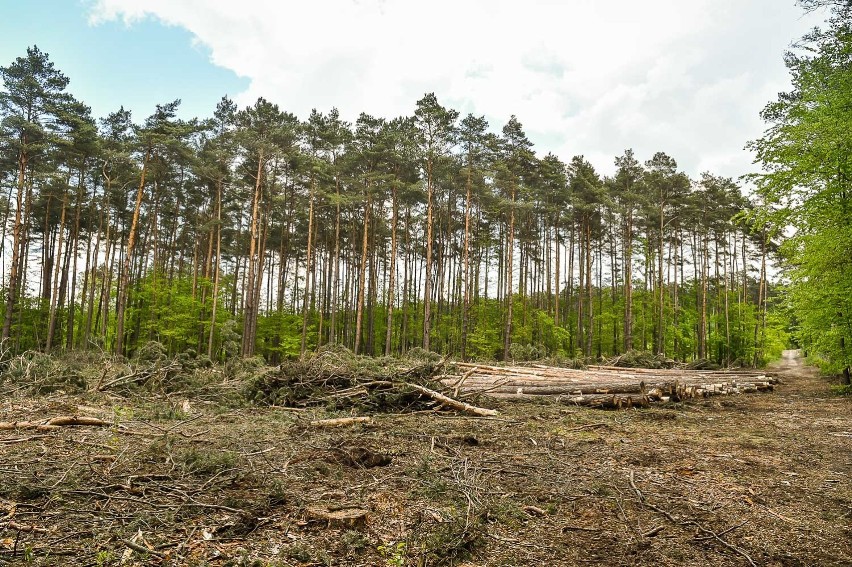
[0,350,850,566]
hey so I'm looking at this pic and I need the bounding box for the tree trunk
[554,222,561,331]
[241,150,264,357]
[384,187,399,357]
[657,201,665,355]
[423,156,434,352]
[207,176,223,358]
[503,188,516,361]
[329,179,342,345]
[66,170,86,350]
[46,172,70,351]
[354,193,370,355]
[2,144,28,342]
[585,220,593,357]
[114,147,151,356]
[623,211,633,352]
[300,180,316,356]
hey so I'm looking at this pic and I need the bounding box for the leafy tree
[749,1,852,381]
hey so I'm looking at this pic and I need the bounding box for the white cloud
[88,0,825,179]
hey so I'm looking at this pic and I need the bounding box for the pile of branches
[246,346,497,416]
[0,341,244,405]
[90,341,223,395]
[0,349,89,395]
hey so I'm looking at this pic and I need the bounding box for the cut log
[446,361,777,410]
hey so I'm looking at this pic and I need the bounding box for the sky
[1,0,829,180]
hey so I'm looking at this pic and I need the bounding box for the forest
[0,2,849,566]
[0,0,848,381]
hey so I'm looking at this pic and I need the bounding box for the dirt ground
[1,350,850,566]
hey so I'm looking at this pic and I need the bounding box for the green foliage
[377,541,407,567]
[830,384,852,396]
[749,4,852,379]
[256,312,304,360]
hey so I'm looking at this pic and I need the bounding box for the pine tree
[0,46,71,345]
[414,93,458,353]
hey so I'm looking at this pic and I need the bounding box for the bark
[329,178,342,345]
[384,187,398,357]
[461,166,473,360]
[2,143,28,342]
[423,155,434,352]
[46,172,70,351]
[503,188,515,361]
[354,194,370,355]
[114,147,151,356]
[207,176,223,358]
[241,149,264,357]
[554,222,560,328]
[300,180,316,356]
[624,209,634,352]
[66,170,86,350]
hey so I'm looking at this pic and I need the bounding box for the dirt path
[0,351,849,566]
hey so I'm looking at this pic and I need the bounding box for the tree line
[0,46,783,364]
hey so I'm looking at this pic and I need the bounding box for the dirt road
[0,350,849,565]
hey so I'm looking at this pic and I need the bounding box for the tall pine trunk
[503,188,515,361]
[423,157,434,352]
[354,194,370,355]
[115,147,150,356]
[241,151,264,357]
[300,180,316,356]
[384,187,398,357]
[2,142,28,342]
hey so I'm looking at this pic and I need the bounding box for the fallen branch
[0,435,53,444]
[0,416,108,431]
[402,382,498,417]
[310,417,373,427]
[1,521,49,533]
[453,365,480,398]
[563,422,609,432]
[642,525,665,537]
[123,539,164,558]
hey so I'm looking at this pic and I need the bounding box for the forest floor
[0,350,850,566]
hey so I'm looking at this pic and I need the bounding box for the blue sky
[0,0,248,121]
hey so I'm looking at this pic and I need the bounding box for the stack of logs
[443,363,779,409]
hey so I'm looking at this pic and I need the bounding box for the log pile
[443,363,779,409]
